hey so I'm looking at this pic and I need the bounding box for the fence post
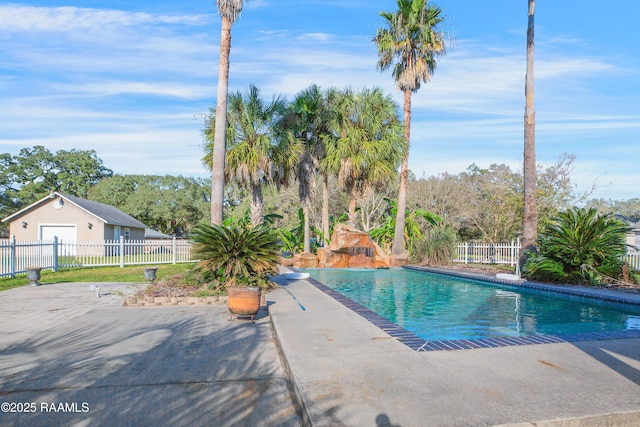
[509,240,514,266]
[172,237,177,264]
[53,236,59,272]
[120,236,125,268]
[9,235,16,278]
[464,242,469,264]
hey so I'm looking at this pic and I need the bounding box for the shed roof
[2,192,148,229]
[145,228,173,239]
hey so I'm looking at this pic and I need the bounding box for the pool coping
[302,266,640,352]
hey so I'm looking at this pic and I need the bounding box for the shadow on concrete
[572,338,640,386]
[375,413,402,426]
[0,305,300,427]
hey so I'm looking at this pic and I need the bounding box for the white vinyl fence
[454,240,521,266]
[454,239,640,270]
[628,249,640,270]
[1,236,195,278]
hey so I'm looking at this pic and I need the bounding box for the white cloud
[0,5,208,33]
[537,57,613,78]
[1,2,638,202]
[298,32,333,41]
[52,81,213,100]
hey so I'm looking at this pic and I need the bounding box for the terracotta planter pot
[227,286,261,322]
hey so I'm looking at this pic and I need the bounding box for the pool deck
[1,270,639,426]
[270,267,640,426]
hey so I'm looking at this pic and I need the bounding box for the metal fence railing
[1,236,195,278]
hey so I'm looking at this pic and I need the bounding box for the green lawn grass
[0,263,196,292]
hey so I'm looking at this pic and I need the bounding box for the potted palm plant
[190,223,280,322]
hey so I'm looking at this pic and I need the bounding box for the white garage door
[40,225,77,255]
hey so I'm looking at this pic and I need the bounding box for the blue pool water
[304,268,640,342]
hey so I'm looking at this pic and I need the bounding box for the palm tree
[203,84,298,227]
[211,0,247,225]
[289,85,331,253]
[319,87,348,244]
[374,0,449,255]
[521,0,537,266]
[322,87,404,228]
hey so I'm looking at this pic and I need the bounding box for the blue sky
[1,0,639,201]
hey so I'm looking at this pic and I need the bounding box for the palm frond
[191,223,279,288]
[524,207,630,285]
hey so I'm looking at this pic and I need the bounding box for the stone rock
[389,254,409,267]
[293,252,318,268]
[319,224,389,269]
[279,256,294,267]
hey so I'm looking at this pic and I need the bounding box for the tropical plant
[211,0,248,225]
[374,0,450,255]
[190,223,279,289]
[203,84,298,226]
[281,207,306,252]
[411,226,457,266]
[322,87,404,228]
[320,87,350,242]
[522,207,630,285]
[221,209,282,229]
[521,0,537,266]
[288,85,332,252]
[277,228,304,254]
[370,198,441,252]
[275,208,325,254]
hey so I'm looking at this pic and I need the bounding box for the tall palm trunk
[210,16,232,225]
[322,175,330,244]
[392,89,411,255]
[298,154,314,253]
[249,182,264,227]
[348,197,357,228]
[521,0,537,266]
[303,204,311,253]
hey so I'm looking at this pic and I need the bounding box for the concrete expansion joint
[124,295,228,306]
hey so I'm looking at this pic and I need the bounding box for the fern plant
[190,223,280,289]
[523,207,630,285]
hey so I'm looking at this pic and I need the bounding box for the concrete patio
[0,282,301,427]
[1,275,639,426]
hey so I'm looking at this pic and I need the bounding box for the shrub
[411,227,457,266]
[190,223,280,290]
[141,268,227,298]
[523,207,630,285]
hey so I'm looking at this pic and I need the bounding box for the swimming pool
[303,267,640,349]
